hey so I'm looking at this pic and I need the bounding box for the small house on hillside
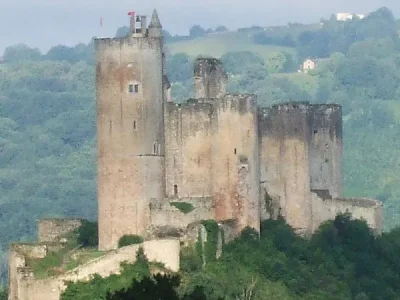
[300,58,329,73]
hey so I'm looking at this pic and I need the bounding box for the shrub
[118,235,144,248]
[170,202,194,214]
[77,220,98,247]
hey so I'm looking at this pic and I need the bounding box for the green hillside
[167,31,296,73]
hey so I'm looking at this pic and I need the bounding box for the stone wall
[308,105,342,198]
[149,197,214,238]
[164,101,213,198]
[310,192,383,234]
[194,58,227,99]
[259,103,313,235]
[37,219,82,243]
[9,240,180,300]
[211,94,260,233]
[95,29,166,250]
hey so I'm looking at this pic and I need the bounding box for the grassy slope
[167,31,296,62]
[272,72,319,96]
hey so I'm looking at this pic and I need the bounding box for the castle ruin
[8,9,383,300]
[96,10,382,250]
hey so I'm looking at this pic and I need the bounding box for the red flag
[128,11,136,16]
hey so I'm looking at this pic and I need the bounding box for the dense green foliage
[0,287,6,300]
[62,247,209,300]
[63,216,400,299]
[118,235,144,248]
[2,4,400,290]
[77,220,98,247]
[61,247,151,300]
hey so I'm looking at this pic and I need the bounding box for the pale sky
[0,0,399,53]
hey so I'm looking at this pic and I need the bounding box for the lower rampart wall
[149,197,214,238]
[10,239,180,300]
[310,192,383,234]
[37,219,82,243]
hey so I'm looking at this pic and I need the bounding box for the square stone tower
[95,10,166,250]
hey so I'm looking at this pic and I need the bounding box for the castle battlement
[94,11,382,249]
[7,9,384,300]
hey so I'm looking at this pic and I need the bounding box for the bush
[77,220,98,247]
[118,235,144,248]
[170,202,194,214]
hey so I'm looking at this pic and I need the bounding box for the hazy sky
[1,0,399,53]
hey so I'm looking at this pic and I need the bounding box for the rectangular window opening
[174,185,178,196]
[128,84,139,94]
[153,143,157,155]
[133,120,136,131]
[234,148,237,154]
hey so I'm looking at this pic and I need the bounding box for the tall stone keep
[95,10,166,250]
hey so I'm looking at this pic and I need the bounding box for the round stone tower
[95,10,165,250]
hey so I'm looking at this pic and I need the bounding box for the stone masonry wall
[211,94,260,233]
[310,192,383,234]
[37,219,82,243]
[194,58,227,99]
[259,103,313,235]
[9,240,180,300]
[308,105,342,198]
[96,33,166,250]
[149,197,214,238]
[164,101,213,198]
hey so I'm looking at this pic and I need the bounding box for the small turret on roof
[149,9,162,28]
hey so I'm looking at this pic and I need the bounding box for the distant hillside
[166,31,296,73]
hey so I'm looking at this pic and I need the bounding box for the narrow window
[128,84,134,94]
[133,120,136,131]
[153,143,157,154]
[174,185,178,196]
[234,148,237,154]
[134,84,139,93]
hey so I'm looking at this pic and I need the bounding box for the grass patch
[25,228,105,279]
[170,202,195,214]
[272,72,319,96]
[167,31,296,65]
[26,251,65,279]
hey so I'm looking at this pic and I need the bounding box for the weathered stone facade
[37,219,82,243]
[95,11,383,249]
[8,9,384,300]
[9,238,179,300]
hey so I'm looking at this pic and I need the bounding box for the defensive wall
[310,192,383,234]
[8,219,180,300]
[37,219,82,243]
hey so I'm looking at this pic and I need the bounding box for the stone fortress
[8,10,383,300]
[96,9,383,248]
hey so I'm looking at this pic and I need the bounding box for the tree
[3,44,42,62]
[167,53,193,82]
[221,51,265,75]
[215,26,228,33]
[189,25,206,38]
